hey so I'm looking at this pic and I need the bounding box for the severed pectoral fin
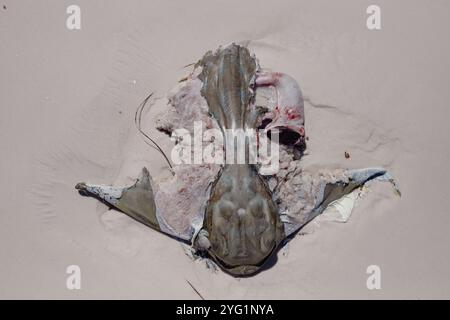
[280,167,400,237]
[75,167,160,230]
[320,167,400,223]
[314,167,400,221]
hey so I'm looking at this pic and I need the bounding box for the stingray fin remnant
[75,167,160,230]
[279,167,399,237]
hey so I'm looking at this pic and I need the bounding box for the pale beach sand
[0,0,449,298]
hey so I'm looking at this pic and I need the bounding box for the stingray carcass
[76,44,399,276]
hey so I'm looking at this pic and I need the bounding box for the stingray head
[201,165,285,276]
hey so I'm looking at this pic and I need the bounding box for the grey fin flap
[115,167,159,230]
[315,167,399,214]
[281,167,399,237]
[316,167,399,211]
[317,180,361,210]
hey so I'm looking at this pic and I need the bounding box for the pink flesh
[255,71,305,146]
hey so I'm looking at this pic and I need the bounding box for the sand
[0,0,449,299]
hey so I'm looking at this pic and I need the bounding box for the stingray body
[76,44,398,276]
[197,45,284,275]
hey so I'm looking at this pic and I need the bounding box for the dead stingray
[75,43,399,276]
